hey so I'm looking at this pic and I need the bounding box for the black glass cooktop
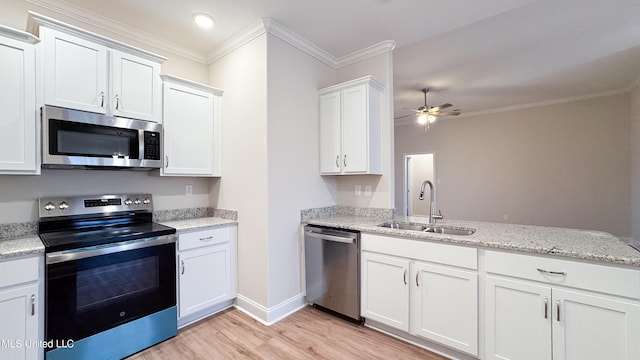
[39,222,176,253]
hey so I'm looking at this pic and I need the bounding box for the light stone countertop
[0,217,237,260]
[305,215,640,267]
[0,235,44,260]
[159,217,237,233]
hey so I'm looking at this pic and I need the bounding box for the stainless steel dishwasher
[304,225,361,322]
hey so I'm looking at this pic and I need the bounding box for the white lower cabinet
[361,234,478,356]
[0,256,42,360]
[411,262,478,355]
[361,252,410,331]
[485,251,640,360]
[177,225,237,327]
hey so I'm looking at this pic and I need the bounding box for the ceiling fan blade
[434,110,461,116]
[402,107,421,112]
[430,103,452,112]
[394,113,417,120]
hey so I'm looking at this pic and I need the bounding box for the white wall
[266,34,336,308]
[208,33,270,309]
[631,86,640,242]
[335,52,395,209]
[395,94,631,237]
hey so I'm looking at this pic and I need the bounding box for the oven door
[45,235,176,345]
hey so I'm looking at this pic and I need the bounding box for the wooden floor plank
[128,306,448,359]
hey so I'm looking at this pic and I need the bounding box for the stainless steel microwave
[42,106,162,169]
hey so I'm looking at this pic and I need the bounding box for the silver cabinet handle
[544,297,548,319]
[336,155,339,168]
[199,236,213,242]
[165,155,169,168]
[403,269,407,285]
[537,268,566,276]
[181,260,185,275]
[556,300,561,322]
[115,95,120,110]
[343,154,347,167]
[415,272,420,287]
[31,295,35,316]
[100,91,105,107]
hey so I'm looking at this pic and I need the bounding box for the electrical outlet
[503,214,509,222]
[186,185,193,196]
[355,185,362,196]
[364,185,372,196]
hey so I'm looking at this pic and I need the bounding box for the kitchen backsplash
[301,205,395,221]
[0,207,238,239]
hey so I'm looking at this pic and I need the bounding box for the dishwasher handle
[305,230,355,244]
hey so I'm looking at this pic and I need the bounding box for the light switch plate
[355,185,362,196]
[186,185,193,196]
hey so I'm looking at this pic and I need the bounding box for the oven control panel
[39,194,153,218]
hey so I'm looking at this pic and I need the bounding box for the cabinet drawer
[485,250,640,300]
[179,226,232,251]
[0,256,39,288]
[362,233,477,270]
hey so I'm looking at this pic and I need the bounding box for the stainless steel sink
[378,222,476,236]
[379,222,429,231]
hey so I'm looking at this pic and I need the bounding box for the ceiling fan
[396,88,460,131]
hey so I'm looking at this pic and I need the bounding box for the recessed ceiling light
[193,13,214,29]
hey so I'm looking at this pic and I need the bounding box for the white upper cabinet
[318,76,383,175]
[0,25,39,175]
[161,75,222,177]
[110,49,161,121]
[31,12,165,122]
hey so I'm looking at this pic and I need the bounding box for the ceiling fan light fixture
[428,114,437,123]
[417,113,428,124]
[193,13,215,29]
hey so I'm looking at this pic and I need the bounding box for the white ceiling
[33,0,640,119]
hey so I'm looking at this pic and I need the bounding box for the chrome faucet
[418,180,443,225]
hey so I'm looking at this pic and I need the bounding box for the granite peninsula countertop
[159,217,237,233]
[305,215,640,267]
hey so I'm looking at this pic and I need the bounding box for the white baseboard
[235,293,306,325]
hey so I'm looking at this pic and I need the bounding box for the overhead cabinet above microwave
[28,12,166,123]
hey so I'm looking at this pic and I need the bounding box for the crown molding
[262,18,337,67]
[206,18,337,67]
[336,40,396,68]
[25,0,207,63]
[204,18,270,65]
[24,0,396,68]
[0,24,39,44]
[205,18,396,68]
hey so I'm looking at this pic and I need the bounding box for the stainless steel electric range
[38,194,177,360]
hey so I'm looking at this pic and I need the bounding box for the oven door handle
[46,234,177,265]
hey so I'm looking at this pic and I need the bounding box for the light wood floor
[128,306,448,359]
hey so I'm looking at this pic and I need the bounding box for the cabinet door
[0,35,37,174]
[0,284,38,360]
[42,28,108,114]
[162,82,215,176]
[412,262,478,356]
[178,243,231,318]
[111,50,161,122]
[552,288,640,360]
[361,252,410,331]
[485,276,552,360]
[319,91,342,174]
[341,84,368,173]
